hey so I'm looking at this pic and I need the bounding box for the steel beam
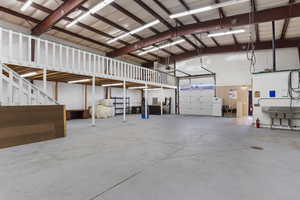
[32,0,87,35]
[154,38,300,65]
[0,6,152,63]
[280,0,295,39]
[107,3,300,57]
[298,46,300,64]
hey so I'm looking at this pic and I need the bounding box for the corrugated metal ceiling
[0,0,299,64]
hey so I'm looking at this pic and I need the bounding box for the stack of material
[98,99,114,107]
[90,99,115,119]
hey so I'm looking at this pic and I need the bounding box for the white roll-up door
[179,77,215,116]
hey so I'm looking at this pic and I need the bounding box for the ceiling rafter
[18,0,160,61]
[280,0,295,39]
[31,0,87,35]
[215,0,238,45]
[154,37,300,65]
[110,2,174,56]
[152,0,207,49]
[0,6,152,63]
[107,3,300,57]
[18,0,121,44]
[251,0,260,42]
[59,0,172,57]
[177,0,220,47]
[133,0,193,53]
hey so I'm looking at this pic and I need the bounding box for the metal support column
[213,74,217,97]
[272,21,276,71]
[0,64,2,106]
[8,71,13,105]
[123,80,126,122]
[174,60,179,115]
[175,78,180,115]
[161,87,164,115]
[43,68,47,93]
[145,84,148,118]
[92,73,96,127]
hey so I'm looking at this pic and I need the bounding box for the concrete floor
[1,115,300,200]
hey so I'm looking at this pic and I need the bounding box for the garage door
[179,78,215,116]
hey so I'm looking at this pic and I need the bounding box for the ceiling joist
[107,3,300,57]
[154,37,300,65]
[31,0,87,35]
[0,5,152,63]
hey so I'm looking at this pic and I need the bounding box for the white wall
[110,88,142,107]
[34,80,141,110]
[176,48,300,86]
[147,89,176,114]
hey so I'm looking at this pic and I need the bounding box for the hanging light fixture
[170,0,249,19]
[66,0,116,28]
[21,0,33,11]
[208,29,245,37]
[107,20,160,44]
[138,39,185,55]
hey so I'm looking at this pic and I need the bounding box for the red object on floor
[256,118,260,128]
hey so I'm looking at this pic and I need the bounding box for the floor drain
[250,146,264,150]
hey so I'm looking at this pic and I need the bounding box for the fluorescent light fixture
[107,20,160,44]
[102,83,123,87]
[128,86,148,90]
[21,72,37,78]
[90,0,115,14]
[21,0,33,11]
[66,0,115,28]
[167,86,178,89]
[68,79,91,84]
[138,39,185,56]
[66,12,90,28]
[21,0,32,11]
[208,29,245,37]
[144,88,162,91]
[143,46,155,50]
[170,0,249,19]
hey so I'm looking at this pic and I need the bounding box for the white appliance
[212,97,223,117]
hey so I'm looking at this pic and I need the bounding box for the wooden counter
[0,105,66,149]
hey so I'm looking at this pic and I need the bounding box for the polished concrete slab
[1,115,300,200]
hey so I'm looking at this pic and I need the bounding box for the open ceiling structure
[0,0,299,66]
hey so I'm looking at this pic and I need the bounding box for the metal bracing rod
[168,68,192,76]
[123,80,126,122]
[178,73,216,80]
[200,65,214,75]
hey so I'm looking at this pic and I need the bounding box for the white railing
[0,63,58,106]
[0,27,176,87]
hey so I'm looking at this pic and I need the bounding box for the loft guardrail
[0,63,58,106]
[0,27,176,87]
